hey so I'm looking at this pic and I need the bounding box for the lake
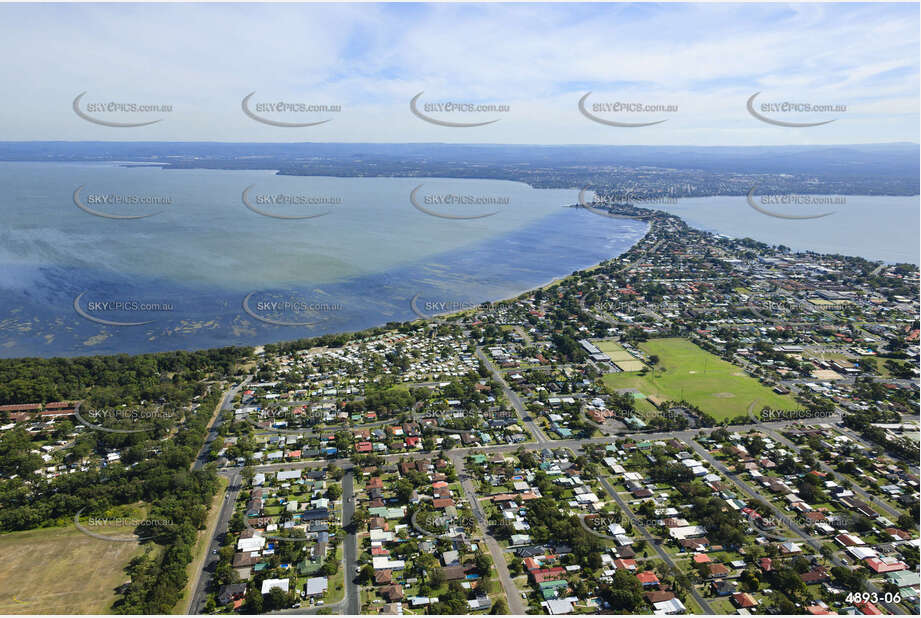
[1,162,916,358]
[0,162,647,357]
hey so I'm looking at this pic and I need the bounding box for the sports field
[0,507,152,614]
[602,338,800,420]
[595,339,647,371]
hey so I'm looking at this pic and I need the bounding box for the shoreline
[0,169,915,359]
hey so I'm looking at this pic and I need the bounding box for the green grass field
[0,506,153,614]
[602,338,800,420]
[594,339,634,361]
[595,339,647,371]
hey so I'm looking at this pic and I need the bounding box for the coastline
[1,170,915,359]
[415,218,653,322]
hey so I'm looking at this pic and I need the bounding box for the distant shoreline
[0,163,915,359]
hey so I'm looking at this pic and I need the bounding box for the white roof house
[653,598,687,615]
[304,577,328,597]
[237,534,266,552]
[261,578,290,595]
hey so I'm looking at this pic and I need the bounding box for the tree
[490,598,508,614]
[242,586,263,614]
[264,586,289,611]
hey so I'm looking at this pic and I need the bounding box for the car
[212,549,218,555]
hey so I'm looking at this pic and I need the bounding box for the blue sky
[0,2,917,144]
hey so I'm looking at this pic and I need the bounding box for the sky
[0,2,917,145]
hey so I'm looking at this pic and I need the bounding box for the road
[193,405,910,615]
[188,377,251,614]
[189,375,253,614]
[189,471,244,614]
[763,427,906,521]
[687,440,905,615]
[193,376,252,472]
[451,454,526,615]
[475,347,549,444]
[592,470,715,614]
[340,470,360,615]
[240,414,859,478]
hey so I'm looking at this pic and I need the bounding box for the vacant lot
[602,338,800,420]
[0,511,151,614]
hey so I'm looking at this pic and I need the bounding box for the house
[835,533,864,547]
[711,580,738,597]
[304,577,328,598]
[233,551,261,568]
[865,557,908,573]
[679,537,710,552]
[441,550,460,566]
[218,583,247,606]
[373,556,406,570]
[854,601,883,615]
[441,565,468,581]
[261,578,290,595]
[653,598,686,615]
[636,571,660,587]
[380,584,404,602]
[801,567,831,585]
[613,558,637,571]
[645,591,675,604]
[237,534,266,553]
[531,568,567,584]
[375,570,393,585]
[731,593,758,609]
[303,508,329,521]
[542,598,575,615]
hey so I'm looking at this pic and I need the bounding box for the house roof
[636,570,659,584]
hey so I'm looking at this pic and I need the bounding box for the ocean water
[649,195,919,265]
[0,162,647,357]
[2,162,915,358]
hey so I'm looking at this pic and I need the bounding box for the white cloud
[0,2,916,144]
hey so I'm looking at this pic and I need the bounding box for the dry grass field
[0,510,153,614]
